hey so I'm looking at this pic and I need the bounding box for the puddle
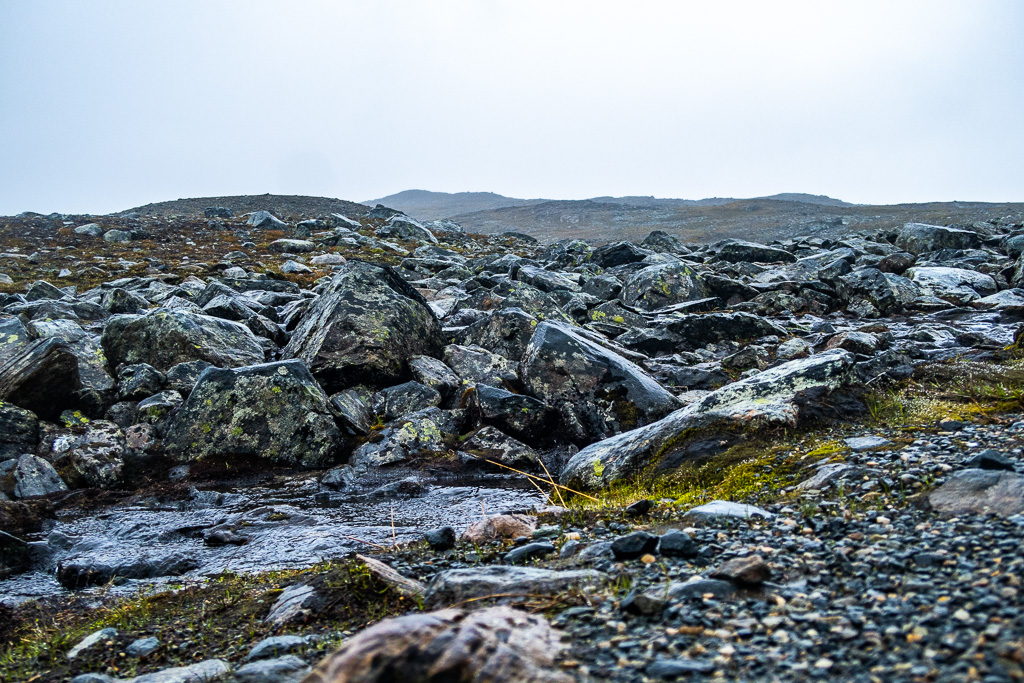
[1,473,546,604]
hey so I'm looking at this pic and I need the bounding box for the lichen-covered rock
[454,307,538,362]
[0,402,38,460]
[712,239,796,264]
[560,349,856,490]
[162,359,342,467]
[304,607,570,683]
[408,355,461,401]
[472,384,559,446]
[61,420,127,489]
[283,261,444,391]
[839,268,919,314]
[12,454,67,498]
[443,344,520,389]
[372,381,441,422]
[619,261,709,311]
[461,426,540,470]
[521,321,680,444]
[101,309,265,372]
[897,222,981,255]
[349,407,465,468]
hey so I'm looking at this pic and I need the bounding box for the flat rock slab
[928,469,1024,516]
[683,500,774,523]
[425,565,606,608]
[845,436,893,451]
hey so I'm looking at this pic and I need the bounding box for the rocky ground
[2,201,1024,682]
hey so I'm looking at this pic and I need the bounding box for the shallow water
[1,473,546,604]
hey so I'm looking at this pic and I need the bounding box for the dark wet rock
[665,311,786,349]
[658,529,698,558]
[454,307,538,361]
[0,529,31,578]
[424,566,606,608]
[620,261,709,311]
[962,449,1016,471]
[611,531,659,560]
[561,349,855,490]
[443,344,520,389]
[625,498,653,516]
[461,426,540,469]
[328,389,374,437]
[641,230,689,254]
[0,402,38,460]
[927,469,1024,516]
[522,321,680,444]
[205,206,233,219]
[407,355,461,401]
[0,338,81,419]
[102,309,264,372]
[320,465,356,490]
[203,293,257,322]
[582,274,624,300]
[164,359,214,396]
[117,363,166,401]
[713,239,796,263]
[57,548,199,588]
[162,360,342,467]
[897,222,982,255]
[349,407,464,468]
[460,514,536,543]
[368,476,429,499]
[25,280,65,301]
[709,554,771,586]
[135,390,183,425]
[373,381,441,422]
[283,262,443,391]
[305,606,570,683]
[471,384,559,446]
[424,526,456,551]
[503,541,556,564]
[590,241,653,268]
[12,454,67,498]
[0,317,31,366]
[839,268,918,315]
[203,527,250,546]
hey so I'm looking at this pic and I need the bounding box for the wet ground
[1,472,545,604]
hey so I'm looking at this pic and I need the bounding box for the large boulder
[0,402,38,460]
[283,261,444,391]
[61,420,127,489]
[928,469,1024,516]
[896,223,981,255]
[905,266,998,305]
[455,307,538,361]
[162,360,343,467]
[713,239,796,264]
[521,321,680,444]
[349,407,465,468]
[620,261,709,311]
[840,268,919,314]
[304,607,570,683]
[0,338,81,420]
[101,309,265,372]
[561,349,856,490]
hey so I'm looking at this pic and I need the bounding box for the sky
[1,1,1023,215]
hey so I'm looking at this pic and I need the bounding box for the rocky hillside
[2,204,1024,682]
[363,190,549,221]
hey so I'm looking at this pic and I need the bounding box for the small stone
[126,636,160,657]
[424,526,456,551]
[504,542,556,565]
[845,436,892,452]
[962,449,1016,472]
[640,553,657,564]
[708,554,771,586]
[646,658,716,678]
[610,531,659,560]
[625,499,653,516]
[246,635,308,661]
[658,529,698,558]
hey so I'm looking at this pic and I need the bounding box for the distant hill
[117,194,370,221]
[363,190,549,221]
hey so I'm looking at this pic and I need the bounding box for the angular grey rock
[560,349,855,490]
[472,384,558,446]
[63,420,126,489]
[246,635,309,662]
[443,343,519,389]
[349,407,464,468]
[0,337,81,419]
[373,381,441,421]
[234,655,309,683]
[162,360,342,467]
[906,266,997,304]
[683,500,775,522]
[928,469,1024,516]
[897,222,981,255]
[126,636,160,658]
[13,454,67,498]
[461,425,540,469]
[408,355,461,400]
[522,321,681,444]
[101,309,264,372]
[103,229,133,243]
[714,239,796,264]
[454,307,538,362]
[283,261,443,391]
[265,584,319,627]
[268,239,315,254]
[126,659,230,683]
[248,210,287,229]
[68,627,119,659]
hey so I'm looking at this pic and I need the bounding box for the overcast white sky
[1,1,1022,215]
